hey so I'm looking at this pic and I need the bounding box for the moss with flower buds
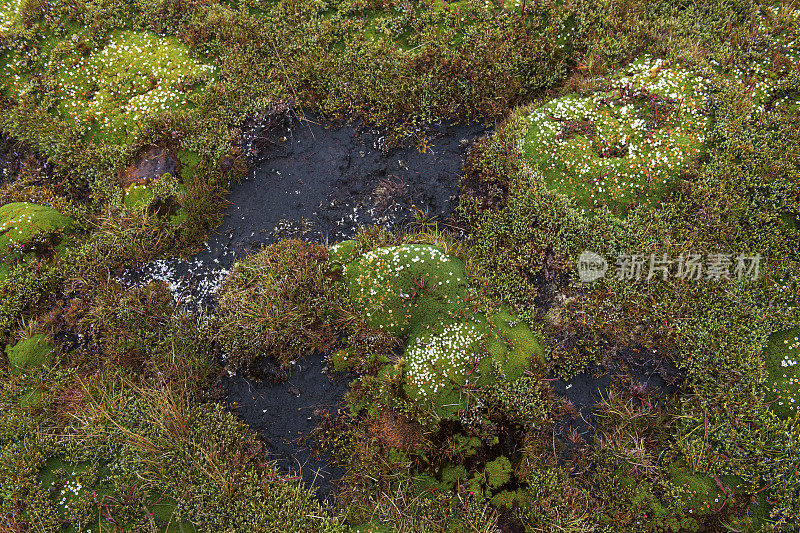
[1,30,215,144]
[0,0,21,34]
[340,243,470,337]
[0,202,73,265]
[763,327,800,419]
[519,56,711,216]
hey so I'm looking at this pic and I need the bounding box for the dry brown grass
[369,408,424,452]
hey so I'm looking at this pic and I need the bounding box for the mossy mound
[122,175,189,227]
[486,309,544,380]
[3,30,215,143]
[402,311,542,418]
[0,202,73,264]
[763,327,800,419]
[520,55,711,216]
[342,243,469,337]
[37,458,115,525]
[403,317,487,417]
[5,334,56,375]
[667,464,725,517]
[0,0,21,33]
[123,184,157,210]
[37,458,199,532]
[336,242,543,418]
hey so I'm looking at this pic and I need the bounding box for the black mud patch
[121,113,488,309]
[218,355,354,501]
[547,347,685,462]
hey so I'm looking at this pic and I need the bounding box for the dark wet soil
[218,355,354,501]
[122,112,488,308]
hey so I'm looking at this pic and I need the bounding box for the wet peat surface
[121,113,488,309]
[117,111,684,500]
[217,356,355,501]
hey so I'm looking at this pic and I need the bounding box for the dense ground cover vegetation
[0,0,798,531]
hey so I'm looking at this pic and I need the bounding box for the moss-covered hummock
[0,0,21,34]
[0,202,73,264]
[666,463,724,517]
[335,241,543,417]
[341,243,469,337]
[2,30,215,144]
[519,56,711,216]
[5,334,56,375]
[763,327,800,419]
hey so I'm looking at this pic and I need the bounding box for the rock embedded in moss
[0,202,73,264]
[119,146,180,187]
[5,334,56,374]
[763,327,800,419]
[520,55,711,216]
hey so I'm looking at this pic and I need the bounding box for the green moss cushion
[521,56,711,216]
[342,244,469,337]
[402,312,542,418]
[486,309,544,381]
[666,464,724,517]
[0,202,73,263]
[764,327,800,419]
[6,334,56,375]
[403,317,487,417]
[0,0,21,33]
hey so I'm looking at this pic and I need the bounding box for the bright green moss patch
[402,312,542,417]
[666,463,724,517]
[0,202,73,264]
[763,327,800,419]
[342,243,469,337]
[37,458,114,525]
[336,242,543,417]
[0,0,21,33]
[521,56,711,216]
[123,184,157,210]
[5,334,56,374]
[4,30,216,144]
[487,309,544,380]
[403,317,486,417]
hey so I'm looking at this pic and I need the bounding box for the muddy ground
[121,113,488,309]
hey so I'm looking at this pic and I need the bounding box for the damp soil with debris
[121,112,488,309]
[217,355,355,501]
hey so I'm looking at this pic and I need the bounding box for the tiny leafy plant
[5,333,56,375]
[0,202,73,265]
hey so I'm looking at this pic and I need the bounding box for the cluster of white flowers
[522,55,710,214]
[51,471,84,509]
[350,244,465,332]
[405,321,484,400]
[772,331,799,411]
[0,0,21,34]
[735,6,800,117]
[5,30,215,141]
[780,335,798,368]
